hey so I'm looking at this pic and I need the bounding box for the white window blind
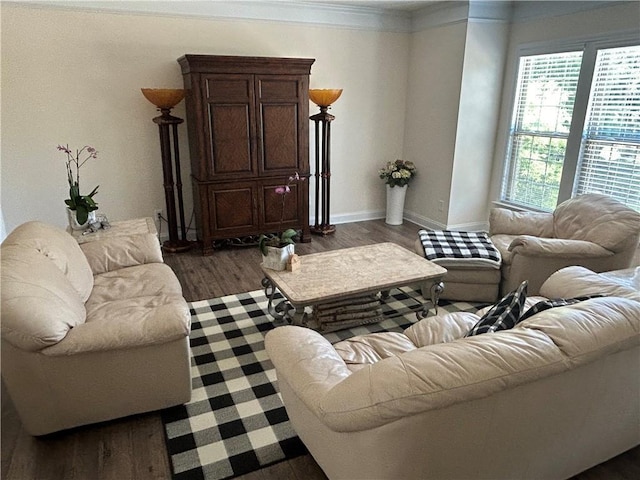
[504,51,583,211]
[575,45,640,211]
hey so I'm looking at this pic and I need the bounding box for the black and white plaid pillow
[466,281,528,337]
[518,295,604,323]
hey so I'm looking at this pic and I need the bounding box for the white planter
[385,184,407,225]
[67,208,97,231]
[261,244,295,271]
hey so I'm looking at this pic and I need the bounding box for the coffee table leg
[416,281,445,320]
[262,277,303,326]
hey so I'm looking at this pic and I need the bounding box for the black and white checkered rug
[161,287,486,480]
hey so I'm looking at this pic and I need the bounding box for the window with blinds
[501,41,640,212]
[504,52,583,210]
[575,45,640,211]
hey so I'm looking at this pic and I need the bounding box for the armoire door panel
[260,104,298,172]
[208,104,253,175]
[205,76,252,101]
[207,185,256,231]
[257,78,299,100]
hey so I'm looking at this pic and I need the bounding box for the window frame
[498,31,640,212]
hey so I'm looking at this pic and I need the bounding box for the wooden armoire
[178,55,315,255]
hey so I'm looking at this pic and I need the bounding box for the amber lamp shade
[141,88,185,109]
[309,89,343,107]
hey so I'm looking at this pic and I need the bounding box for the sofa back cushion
[489,208,554,237]
[2,221,94,301]
[553,194,640,251]
[1,245,87,351]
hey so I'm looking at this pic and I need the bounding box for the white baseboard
[404,210,489,232]
[316,210,385,225]
[175,211,490,245]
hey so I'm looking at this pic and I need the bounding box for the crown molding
[7,1,626,32]
[409,0,511,32]
[511,1,632,23]
[7,0,414,32]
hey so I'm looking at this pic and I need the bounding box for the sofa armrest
[80,233,163,275]
[265,326,352,416]
[489,208,553,237]
[508,236,613,258]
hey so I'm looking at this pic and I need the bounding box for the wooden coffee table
[261,242,447,331]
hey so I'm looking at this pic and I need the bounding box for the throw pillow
[466,281,528,337]
[518,295,604,323]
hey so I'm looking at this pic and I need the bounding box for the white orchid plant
[58,144,99,224]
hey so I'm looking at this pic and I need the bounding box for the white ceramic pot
[385,184,407,225]
[67,208,97,231]
[261,244,295,271]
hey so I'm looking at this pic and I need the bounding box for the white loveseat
[1,221,192,435]
[265,266,639,479]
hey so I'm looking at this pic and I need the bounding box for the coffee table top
[262,242,447,305]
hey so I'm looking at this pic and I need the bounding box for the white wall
[402,20,467,228]
[402,14,508,231]
[1,3,409,234]
[449,19,508,228]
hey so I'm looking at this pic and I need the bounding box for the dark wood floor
[1,220,638,479]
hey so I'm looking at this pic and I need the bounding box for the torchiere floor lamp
[309,88,342,236]
[141,88,191,252]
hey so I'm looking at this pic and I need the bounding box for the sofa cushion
[541,266,640,302]
[80,233,164,275]
[489,208,554,237]
[516,297,639,368]
[43,263,190,355]
[466,281,528,336]
[404,312,480,347]
[334,332,417,372]
[2,221,94,302]
[553,194,640,251]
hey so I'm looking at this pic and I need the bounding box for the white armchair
[490,194,640,295]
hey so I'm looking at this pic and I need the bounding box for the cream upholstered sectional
[265,266,640,480]
[1,221,192,435]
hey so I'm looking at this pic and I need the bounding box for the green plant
[259,173,301,256]
[58,144,99,224]
[378,159,417,188]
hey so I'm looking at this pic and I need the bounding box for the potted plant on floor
[378,159,416,225]
[58,144,100,229]
[259,173,302,270]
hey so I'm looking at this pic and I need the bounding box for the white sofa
[265,266,640,479]
[1,221,192,435]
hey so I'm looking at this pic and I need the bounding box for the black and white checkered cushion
[418,229,501,268]
[466,281,528,336]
